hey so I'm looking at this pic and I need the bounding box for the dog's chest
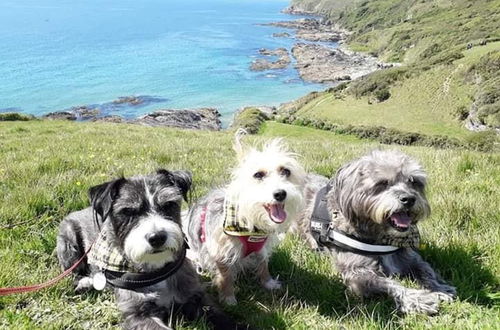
[147,280,189,307]
[381,253,411,276]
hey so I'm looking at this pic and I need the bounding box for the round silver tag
[93,272,107,291]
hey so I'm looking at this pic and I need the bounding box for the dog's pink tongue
[390,213,412,228]
[269,204,287,223]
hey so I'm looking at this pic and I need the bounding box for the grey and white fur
[184,134,306,305]
[295,150,456,314]
[57,170,245,330]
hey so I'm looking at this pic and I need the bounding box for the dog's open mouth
[388,212,412,232]
[264,203,287,223]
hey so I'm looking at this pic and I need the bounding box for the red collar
[199,206,267,257]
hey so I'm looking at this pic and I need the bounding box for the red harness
[199,206,267,257]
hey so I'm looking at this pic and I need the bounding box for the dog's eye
[376,180,389,187]
[253,171,266,180]
[279,167,291,177]
[160,201,178,210]
[119,207,140,217]
[409,177,424,188]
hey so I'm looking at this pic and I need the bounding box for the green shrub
[465,131,497,152]
[230,108,269,134]
[455,105,470,121]
[0,112,35,121]
[374,88,391,102]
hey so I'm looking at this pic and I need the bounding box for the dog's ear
[233,128,249,161]
[89,178,126,221]
[156,169,192,202]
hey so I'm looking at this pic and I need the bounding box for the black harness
[103,242,188,290]
[310,185,401,255]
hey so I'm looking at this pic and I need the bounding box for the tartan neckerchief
[87,230,188,290]
[222,198,268,238]
[88,231,135,272]
[221,198,268,257]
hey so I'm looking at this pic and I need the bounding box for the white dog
[183,131,306,305]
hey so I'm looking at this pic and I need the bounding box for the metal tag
[93,272,107,291]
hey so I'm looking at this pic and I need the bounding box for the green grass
[292,42,500,142]
[0,120,499,329]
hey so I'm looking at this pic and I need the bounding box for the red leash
[0,243,94,296]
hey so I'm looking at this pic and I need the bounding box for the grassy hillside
[288,0,500,135]
[0,121,499,329]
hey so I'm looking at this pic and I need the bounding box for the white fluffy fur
[190,136,306,305]
[124,214,184,269]
[228,138,306,233]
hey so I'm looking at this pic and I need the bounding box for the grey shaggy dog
[296,150,457,314]
[57,170,245,330]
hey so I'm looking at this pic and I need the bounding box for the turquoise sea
[0,0,325,124]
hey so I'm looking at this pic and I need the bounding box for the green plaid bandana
[222,198,267,237]
[379,226,420,249]
[88,231,136,272]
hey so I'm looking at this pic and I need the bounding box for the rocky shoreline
[253,15,387,84]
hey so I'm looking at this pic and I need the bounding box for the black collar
[104,242,188,290]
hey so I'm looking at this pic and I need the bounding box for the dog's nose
[400,195,416,207]
[146,232,167,248]
[273,189,287,202]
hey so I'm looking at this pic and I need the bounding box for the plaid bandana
[379,226,420,249]
[88,231,136,272]
[222,198,267,238]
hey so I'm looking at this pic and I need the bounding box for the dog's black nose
[147,232,167,248]
[400,195,416,207]
[273,189,287,202]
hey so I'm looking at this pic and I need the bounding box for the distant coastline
[1,2,386,129]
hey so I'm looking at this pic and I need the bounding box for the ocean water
[0,0,325,125]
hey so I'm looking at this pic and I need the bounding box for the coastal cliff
[279,0,500,134]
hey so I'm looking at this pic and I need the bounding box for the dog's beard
[365,192,430,234]
[124,215,184,269]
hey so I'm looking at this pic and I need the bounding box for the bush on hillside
[0,112,35,121]
[465,131,497,152]
[230,108,269,134]
[374,88,391,102]
[349,67,410,99]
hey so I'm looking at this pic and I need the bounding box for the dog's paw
[398,289,445,315]
[75,277,93,293]
[221,295,238,306]
[263,278,282,291]
[434,284,457,300]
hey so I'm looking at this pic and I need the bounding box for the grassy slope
[0,121,499,329]
[295,42,500,139]
[289,0,500,137]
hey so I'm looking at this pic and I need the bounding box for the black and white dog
[57,169,245,330]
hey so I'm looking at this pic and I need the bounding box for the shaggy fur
[184,134,306,305]
[57,170,244,329]
[296,150,456,314]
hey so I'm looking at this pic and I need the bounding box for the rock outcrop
[133,108,222,131]
[291,43,379,83]
[263,18,348,42]
[250,48,291,71]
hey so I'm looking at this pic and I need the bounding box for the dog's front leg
[178,292,250,330]
[214,261,237,305]
[123,314,172,330]
[255,254,282,290]
[408,250,456,299]
[343,267,448,315]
